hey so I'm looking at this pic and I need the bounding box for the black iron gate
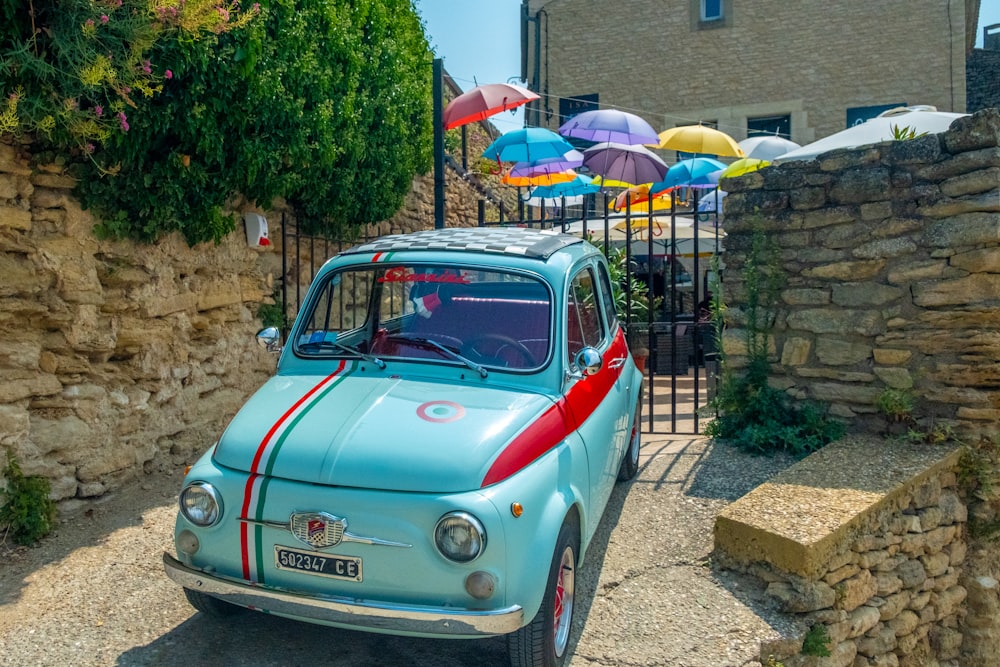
[276,207,718,436]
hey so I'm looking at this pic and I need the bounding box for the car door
[564,261,630,531]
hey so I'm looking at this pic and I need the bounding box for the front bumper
[163,553,523,637]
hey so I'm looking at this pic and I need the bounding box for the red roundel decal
[416,400,466,423]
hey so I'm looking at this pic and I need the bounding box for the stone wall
[721,108,1000,441]
[967,49,1000,113]
[717,437,970,667]
[0,108,506,504]
[717,108,1000,666]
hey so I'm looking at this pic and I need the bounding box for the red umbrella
[443,83,539,130]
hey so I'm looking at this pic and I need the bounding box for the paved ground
[0,368,801,666]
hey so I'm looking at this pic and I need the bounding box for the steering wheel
[461,334,536,368]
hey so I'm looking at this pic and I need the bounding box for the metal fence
[276,204,720,435]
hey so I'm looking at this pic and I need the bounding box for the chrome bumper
[163,553,523,637]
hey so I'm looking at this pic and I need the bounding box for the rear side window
[566,267,605,361]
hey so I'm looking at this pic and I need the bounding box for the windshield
[293,263,552,371]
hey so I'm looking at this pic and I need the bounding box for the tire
[507,518,579,667]
[183,588,243,617]
[617,397,642,482]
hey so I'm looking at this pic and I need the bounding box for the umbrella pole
[432,58,445,229]
[691,189,701,434]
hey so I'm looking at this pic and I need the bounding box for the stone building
[520,0,980,146]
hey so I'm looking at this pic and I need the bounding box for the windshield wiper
[304,340,386,369]
[389,334,488,378]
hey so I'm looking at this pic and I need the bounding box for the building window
[701,0,722,21]
[747,114,791,139]
[691,0,730,30]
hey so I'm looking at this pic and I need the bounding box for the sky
[414,0,526,134]
[415,1,1000,135]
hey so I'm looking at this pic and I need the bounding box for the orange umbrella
[502,167,577,187]
[610,184,677,212]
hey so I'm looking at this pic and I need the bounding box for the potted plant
[600,245,660,370]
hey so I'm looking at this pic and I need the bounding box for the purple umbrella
[559,109,660,145]
[509,149,584,174]
[582,142,669,187]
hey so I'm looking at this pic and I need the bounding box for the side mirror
[256,326,282,353]
[574,347,602,376]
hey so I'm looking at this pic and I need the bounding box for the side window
[566,268,605,362]
[596,262,619,333]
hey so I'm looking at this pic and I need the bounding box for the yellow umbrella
[719,157,770,179]
[589,174,637,189]
[654,125,745,158]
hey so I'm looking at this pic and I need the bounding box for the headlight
[179,482,223,527]
[435,511,486,563]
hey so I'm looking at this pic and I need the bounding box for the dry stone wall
[717,108,1000,667]
[721,108,1000,441]
[0,118,502,504]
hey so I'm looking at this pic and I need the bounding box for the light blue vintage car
[164,227,644,667]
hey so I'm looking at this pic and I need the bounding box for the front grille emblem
[290,512,346,548]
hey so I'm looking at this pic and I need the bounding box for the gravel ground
[0,435,800,667]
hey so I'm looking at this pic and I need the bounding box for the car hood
[212,366,557,493]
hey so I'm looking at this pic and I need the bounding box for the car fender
[482,431,589,624]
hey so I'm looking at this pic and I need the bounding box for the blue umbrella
[482,127,576,164]
[650,157,726,194]
[530,175,602,199]
[558,109,659,145]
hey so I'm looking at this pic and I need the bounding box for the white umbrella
[774,106,968,163]
[696,189,728,220]
[738,135,801,161]
[565,216,725,257]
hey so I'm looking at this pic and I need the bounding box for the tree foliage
[2,0,434,245]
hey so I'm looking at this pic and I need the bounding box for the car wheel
[617,398,641,482]
[507,518,579,667]
[183,588,243,617]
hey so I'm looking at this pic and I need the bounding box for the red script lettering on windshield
[378,268,470,284]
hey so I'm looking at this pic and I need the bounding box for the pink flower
[85,143,95,154]
[100,14,109,24]
[94,105,103,117]
[164,69,173,80]
[85,18,95,27]
[117,111,129,132]
[141,59,152,74]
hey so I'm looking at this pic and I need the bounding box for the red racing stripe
[239,363,348,580]
[480,329,629,486]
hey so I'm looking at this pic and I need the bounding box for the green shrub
[3,0,433,245]
[0,452,57,546]
[801,624,832,657]
[704,222,843,455]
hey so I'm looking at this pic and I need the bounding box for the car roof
[342,227,584,261]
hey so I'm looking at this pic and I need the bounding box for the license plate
[274,545,363,582]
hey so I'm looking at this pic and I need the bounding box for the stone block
[877,572,904,596]
[847,605,882,639]
[879,591,910,621]
[858,623,897,657]
[872,348,912,365]
[0,205,31,230]
[888,609,920,637]
[912,274,1000,308]
[766,579,836,612]
[816,338,872,365]
[836,570,878,611]
[715,437,962,579]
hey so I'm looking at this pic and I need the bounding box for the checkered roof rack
[343,227,582,260]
